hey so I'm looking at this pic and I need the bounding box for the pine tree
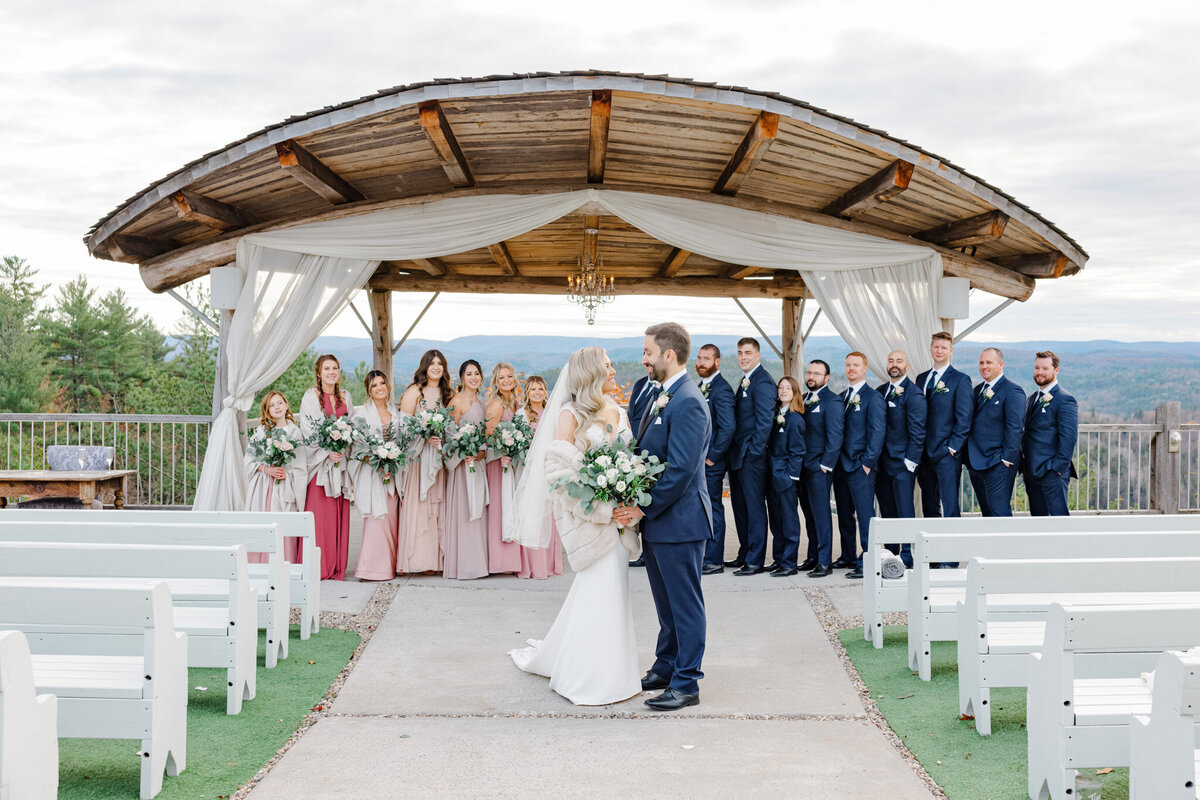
[0,256,55,412]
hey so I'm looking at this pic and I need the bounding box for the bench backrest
[918,530,1200,564]
[0,628,36,697]
[0,542,248,583]
[0,521,282,553]
[0,509,313,542]
[872,514,1200,546]
[1046,603,1200,654]
[968,556,1200,598]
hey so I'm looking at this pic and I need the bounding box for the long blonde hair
[488,362,519,413]
[522,375,547,424]
[566,347,614,450]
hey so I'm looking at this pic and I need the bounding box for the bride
[508,347,642,705]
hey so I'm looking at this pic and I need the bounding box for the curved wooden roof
[85,71,1087,302]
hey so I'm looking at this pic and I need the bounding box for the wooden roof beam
[917,210,1009,248]
[369,273,807,299]
[411,257,452,276]
[712,111,779,196]
[658,247,691,278]
[988,252,1069,279]
[107,234,177,263]
[276,139,365,204]
[823,160,914,219]
[419,100,475,188]
[171,190,257,232]
[587,90,612,184]
[725,266,760,280]
[488,242,519,276]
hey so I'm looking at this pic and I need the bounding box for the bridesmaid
[243,390,307,564]
[516,375,563,580]
[350,370,400,581]
[300,354,355,581]
[397,349,453,574]
[443,360,490,580]
[765,376,807,576]
[484,361,523,574]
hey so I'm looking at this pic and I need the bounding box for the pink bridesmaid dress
[486,406,524,574]
[517,410,563,579]
[396,389,445,574]
[443,397,489,580]
[304,392,352,581]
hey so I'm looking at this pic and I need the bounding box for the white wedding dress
[508,405,641,706]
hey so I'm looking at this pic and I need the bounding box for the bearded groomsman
[875,350,926,567]
[695,344,736,574]
[797,359,844,578]
[966,347,1025,516]
[833,352,885,579]
[915,332,973,520]
[1020,351,1079,516]
[727,337,776,575]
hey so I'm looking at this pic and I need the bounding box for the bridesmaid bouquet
[305,414,356,455]
[443,420,488,473]
[489,417,534,472]
[247,425,300,485]
[554,441,667,515]
[406,405,455,448]
[355,427,407,484]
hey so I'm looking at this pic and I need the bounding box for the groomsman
[966,347,1025,516]
[915,332,973,520]
[727,337,776,576]
[696,344,737,574]
[833,352,885,579]
[874,350,926,567]
[1020,350,1079,516]
[797,359,844,578]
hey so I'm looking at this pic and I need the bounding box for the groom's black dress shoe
[640,670,670,691]
[798,558,819,571]
[701,563,724,575]
[733,565,765,576]
[808,564,833,578]
[644,689,699,711]
[723,558,745,568]
[629,556,645,567]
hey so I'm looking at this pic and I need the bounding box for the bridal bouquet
[247,425,299,484]
[355,423,408,484]
[304,414,357,455]
[489,417,534,472]
[554,440,667,515]
[442,420,488,473]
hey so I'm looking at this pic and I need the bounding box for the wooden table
[0,470,136,509]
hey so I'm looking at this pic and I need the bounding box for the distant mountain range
[303,335,1200,422]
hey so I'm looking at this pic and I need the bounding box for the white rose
[616,480,627,492]
[278,440,294,451]
[595,455,612,468]
[596,474,608,488]
[635,463,647,475]
[606,468,619,481]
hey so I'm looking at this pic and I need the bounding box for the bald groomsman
[797,359,844,578]
[696,344,737,574]
[874,350,926,567]
[833,352,885,579]
[1020,350,1079,516]
[966,347,1024,516]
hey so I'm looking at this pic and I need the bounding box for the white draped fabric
[194,188,943,511]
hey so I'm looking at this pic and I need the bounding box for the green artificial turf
[57,625,360,800]
[839,626,1131,799]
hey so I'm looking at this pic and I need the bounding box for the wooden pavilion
[85,71,1087,390]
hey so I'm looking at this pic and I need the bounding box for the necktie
[637,384,662,438]
[925,370,938,394]
[805,392,814,404]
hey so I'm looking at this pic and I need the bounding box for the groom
[616,321,713,711]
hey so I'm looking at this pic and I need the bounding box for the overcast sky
[2,0,1197,346]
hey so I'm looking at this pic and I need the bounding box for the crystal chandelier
[566,228,615,325]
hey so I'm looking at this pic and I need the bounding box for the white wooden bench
[0,519,291,667]
[0,509,320,640]
[908,529,1200,680]
[0,581,188,800]
[957,556,1200,735]
[1130,648,1200,799]
[1028,603,1200,800]
[0,541,257,715]
[865,515,1200,647]
[0,629,57,800]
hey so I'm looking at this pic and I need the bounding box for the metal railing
[0,414,211,507]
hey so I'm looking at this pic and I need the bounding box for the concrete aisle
[250,512,934,799]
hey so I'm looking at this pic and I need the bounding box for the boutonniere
[649,391,673,420]
[982,386,994,401]
[848,395,862,410]
[776,411,787,426]
[893,385,904,396]
[934,380,949,395]
[699,382,711,398]
[1039,393,1053,412]
[804,393,819,407]
[740,376,750,392]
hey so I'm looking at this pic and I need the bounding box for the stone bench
[0,629,58,800]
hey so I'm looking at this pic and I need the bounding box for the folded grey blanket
[880,552,906,579]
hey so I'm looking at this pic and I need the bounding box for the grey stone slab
[319,580,378,615]
[825,584,867,619]
[247,716,935,800]
[334,579,862,717]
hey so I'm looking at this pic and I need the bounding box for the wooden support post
[369,290,393,389]
[1150,401,1181,513]
[212,309,232,420]
[782,297,803,377]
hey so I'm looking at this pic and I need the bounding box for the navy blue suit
[799,386,844,567]
[728,365,776,568]
[627,375,658,434]
[766,409,806,571]
[966,374,1025,516]
[833,384,885,567]
[914,364,973,518]
[637,373,713,696]
[699,374,736,567]
[874,377,927,566]
[1020,384,1079,516]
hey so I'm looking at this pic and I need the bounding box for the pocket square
[811,407,821,413]
[653,417,663,425]
[888,401,897,408]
